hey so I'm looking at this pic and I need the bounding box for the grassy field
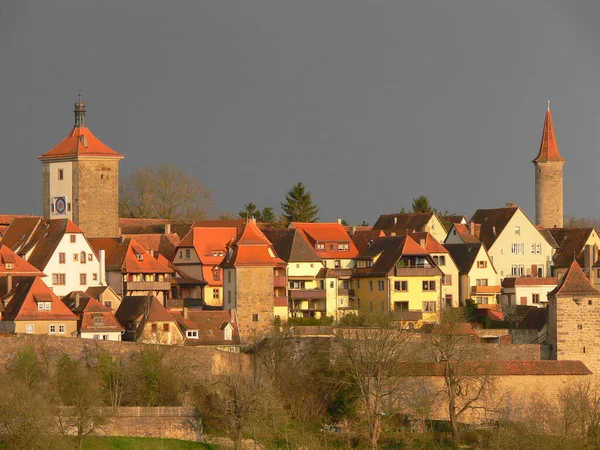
[82,436,215,449]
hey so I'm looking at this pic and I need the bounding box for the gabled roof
[449,223,482,244]
[156,254,206,286]
[2,277,78,322]
[123,234,180,260]
[221,220,285,268]
[444,243,485,274]
[85,285,119,300]
[170,309,241,345]
[410,232,448,254]
[291,222,359,259]
[551,260,600,296]
[89,237,173,274]
[263,228,321,263]
[76,297,124,333]
[354,235,436,278]
[533,105,565,163]
[115,295,175,325]
[538,228,559,248]
[0,245,44,277]
[39,126,123,160]
[502,277,558,288]
[470,206,520,249]
[177,227,237,266]
[351,230,387,254]
[1,218,85,270]
[372,212,435,233]
[443,215,467,225]
[546,228,595,268]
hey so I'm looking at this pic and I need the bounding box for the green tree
[411,195,433,213]
[281,182,319,223]
[238,202,262,221]
[260,206,277,224]
[8,345,40,388]
[360,221,369,226]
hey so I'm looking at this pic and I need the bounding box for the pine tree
[411,195,433,213]
[261,206,277,224]
[281,182,319,223]
[238,202,262,221]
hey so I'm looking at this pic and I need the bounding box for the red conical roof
[533,104,565,163]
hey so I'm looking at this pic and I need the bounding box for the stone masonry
[548,289,600,374]
[535,160,564,228]
[235,267,274,340]
[72,159,121,238]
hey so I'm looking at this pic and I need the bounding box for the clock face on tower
[53,197,67,215]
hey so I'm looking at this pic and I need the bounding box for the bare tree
[55,355,107,450]
[426,309,496,444]
[335,322,413,450]
[97,350,131,411]
[120,164,212,220]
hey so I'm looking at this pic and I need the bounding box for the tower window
[58,169,64,180]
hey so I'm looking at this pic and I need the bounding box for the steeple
[74,91,86,128]
[533,100,565,162]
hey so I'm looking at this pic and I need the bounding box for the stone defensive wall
[0,334,249,376]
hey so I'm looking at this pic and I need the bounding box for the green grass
[82,436,215,449]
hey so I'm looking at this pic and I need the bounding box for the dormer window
[93,316,104,326]
[136,254,144,261]
[185,249,191,260]
[316,243,325,251]
[4,263,13,270]
[224,324,233,341]
[213,268,220,281]
[37,302,51,311]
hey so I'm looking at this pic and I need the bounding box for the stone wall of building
[235,267,274,340]
[550,293,600,374]
[73,159,120,238]
[535,161,564,228]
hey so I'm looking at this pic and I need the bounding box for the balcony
[274,296,289,307]
[392,311,423,321]
[291,301,326,312]
[273,276,287,288]
[125,281,172,292]
[393,267,440,277]
[471,285,501,295]
[337,288,355,297]
[289,289,326,300]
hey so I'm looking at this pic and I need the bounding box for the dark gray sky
[2,1,600,224]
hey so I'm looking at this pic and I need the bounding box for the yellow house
[0,277,78,336]
[353,235,443,325]
[445,243,500,306]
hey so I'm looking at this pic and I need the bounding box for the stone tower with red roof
[39,96,124,238]
[548,261,600,373]
[533,102,565,228]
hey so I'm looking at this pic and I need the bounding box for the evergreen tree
[238,202,262,221]
[411,195,433,213]
[261,206,277,224]
[281,182,319,223]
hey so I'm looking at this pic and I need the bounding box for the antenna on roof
[547,99,551,111]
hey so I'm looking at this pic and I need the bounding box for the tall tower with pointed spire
[39,96,124,238]
[533,101,565,228]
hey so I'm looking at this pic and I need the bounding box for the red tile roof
[551,260,600,296]
[410,232,448,254]
[533,105,565,163]
[2,277,78,322]
[451,223,482,244]
[177,227,237,266]
[89,237,173,274]
[222,220,285,267]
[546,228,594,268]
[403,360,591,376]
[502,277,558,288]
[0,245,45,277]
[39,126,123,160]
[123,233,180,260]
[62,295,124,333]
[170,309,241,345]
[292,222,359,259]
[351,230,386,254]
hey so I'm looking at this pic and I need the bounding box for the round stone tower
[533,102,565,229]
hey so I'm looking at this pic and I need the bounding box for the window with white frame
[511,265,525,276]
[536,243,542,254]
[224,325,233,341]
[37,302,51,311]
[511,243,524,255]
[26,324,34,334]
[58,325,65,334]
[422,280,436,291]
[423,301,436,312]
[438,255,446,266]
[186,330,199,339]
[49,325,56,334]
[514,226,520,235]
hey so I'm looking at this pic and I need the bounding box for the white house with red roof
[172,226,237,306]
[1,217,104,296]
[62,294,124,340]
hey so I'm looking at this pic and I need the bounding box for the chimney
[393,217,397,225]
[420,238,426,248]
[337,218,342,225]
[183,307,188,320]
[585,244,596,284]
[469,221,475,236]
[164,223,171,234]
[99,249,106,285]
[505,202,517,208]
[492,226,496,236]
[6,274,12,293]
[75,292,80,309]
